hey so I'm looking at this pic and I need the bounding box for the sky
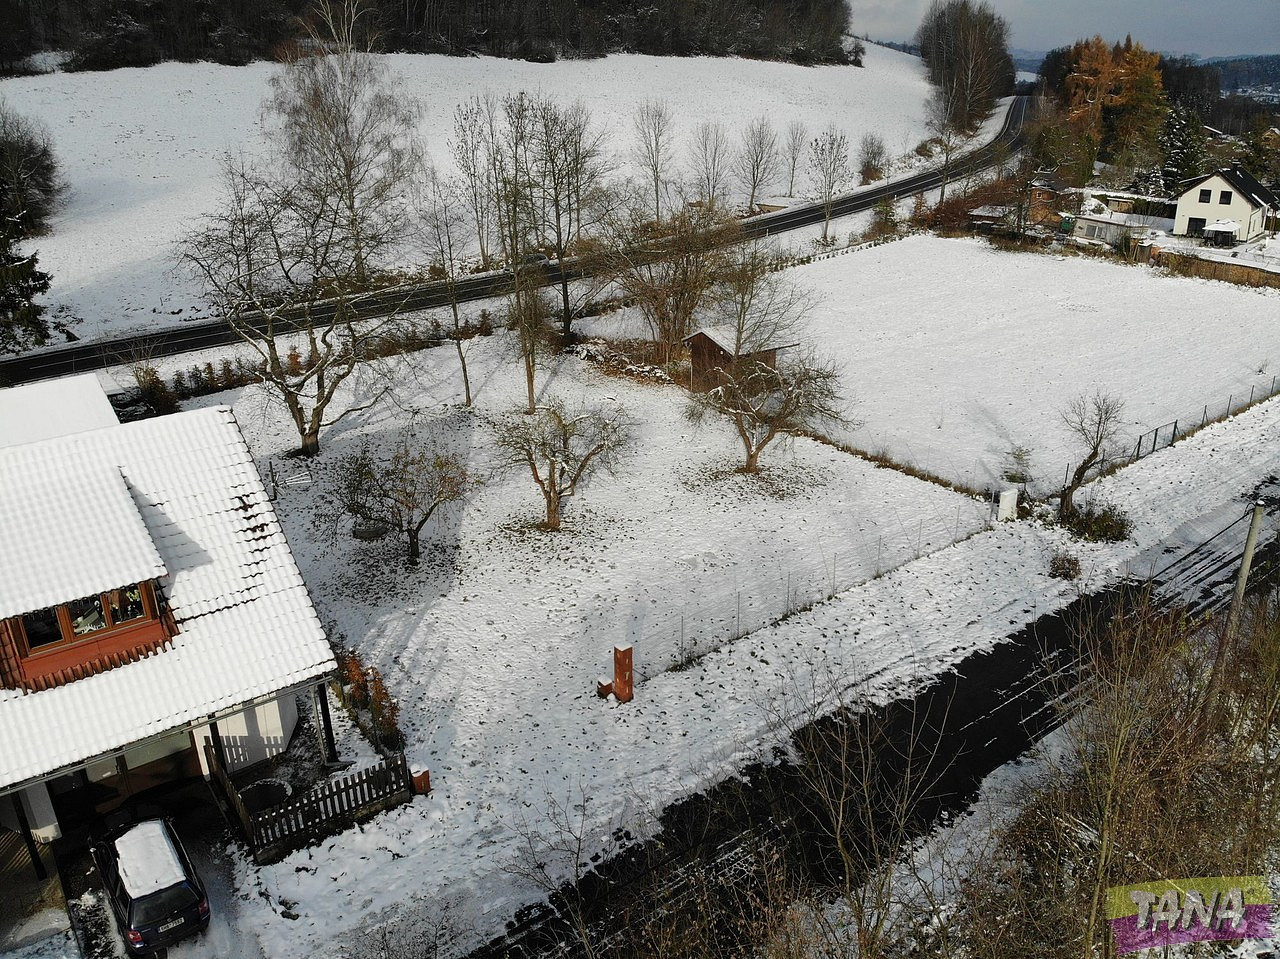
[854,0,1280,59]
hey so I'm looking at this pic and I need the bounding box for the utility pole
[1212,500,1266,708]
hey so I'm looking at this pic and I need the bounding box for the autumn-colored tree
[1103,42,1168,167]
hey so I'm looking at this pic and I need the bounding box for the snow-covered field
[799,235,1280,490]
[0,44,932,341]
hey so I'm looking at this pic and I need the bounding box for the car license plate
[158,918,184,932]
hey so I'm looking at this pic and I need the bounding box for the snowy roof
[1074,209,1175,231]
[968,204,1013,219]
[1178,167,1278,209]
[0,465,167,619]
[684,325,799,356]
[115,820,187,898]
[0,374,119,449]
[0,404,335,792]
[1203,220,1239,233]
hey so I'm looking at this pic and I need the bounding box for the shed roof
[0,402,334,792]
[683,325,799,356]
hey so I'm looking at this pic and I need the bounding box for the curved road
[0,97,1030,387]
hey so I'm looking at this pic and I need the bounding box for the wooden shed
[682,326,798,393]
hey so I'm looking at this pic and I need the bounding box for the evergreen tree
[1158,104,1208,193]
[0,216,52,354]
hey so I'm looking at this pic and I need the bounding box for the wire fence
[1062,375,1280,490]
[630,492,1000,684]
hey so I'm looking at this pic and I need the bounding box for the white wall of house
[1174,174,1267,240]
[0,784,61,842]
[194,694,299,775]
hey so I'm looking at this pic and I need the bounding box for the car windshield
[130,882,199,927]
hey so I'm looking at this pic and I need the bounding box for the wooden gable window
[15,584,158,656]
[1,582,173,691]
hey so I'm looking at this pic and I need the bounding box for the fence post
[1227,394,1233,417]
[1249,386,1255,406]
[1169,420,1177,446]
[1202,405,1208,428]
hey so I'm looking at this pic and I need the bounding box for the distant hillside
[1210,54,1280,91]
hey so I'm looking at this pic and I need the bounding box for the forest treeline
[0,0,855,72]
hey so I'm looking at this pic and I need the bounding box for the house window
[11,583,158,656]
[1198,189,1212,203]
[20,608,62,649]
[1188,217,1207,236]
[1220,191,1233,205]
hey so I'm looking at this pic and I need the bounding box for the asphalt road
[0,96,1030,388]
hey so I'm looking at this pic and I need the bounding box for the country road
[0,96,1030,388]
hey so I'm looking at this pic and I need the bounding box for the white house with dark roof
[0,375,336,846]
[1173,167,1277,244]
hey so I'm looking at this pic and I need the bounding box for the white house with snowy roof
[0,375,336,846]
[1173,167,1277,245]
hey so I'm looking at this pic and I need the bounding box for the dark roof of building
[1179,167,1278,209]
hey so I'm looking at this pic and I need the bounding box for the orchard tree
[495,399,633,531]
[333,430,470,566]
[1059,390,1126,521]
[688,348,847,472]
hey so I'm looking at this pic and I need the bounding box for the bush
[1048,551,1081,579]
[1064,503,1132,542]
[0,99,61,237]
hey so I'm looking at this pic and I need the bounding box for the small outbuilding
[682,326,798,392]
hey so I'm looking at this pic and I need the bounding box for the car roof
[113,819,187,898]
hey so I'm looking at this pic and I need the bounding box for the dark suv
[90,818,210,955]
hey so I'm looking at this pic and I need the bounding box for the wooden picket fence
[206,743,413,864]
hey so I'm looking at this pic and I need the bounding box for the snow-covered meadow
[0,44,932,341]
[801,235,1280,490]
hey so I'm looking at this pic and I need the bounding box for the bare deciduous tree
[688,347,846,472]
[180,1,420,455]
[508,288,553,415]
[495,398,633,531]
[604,193,739,362]
[264,0,420,286]
[530,96,612,339]
[925,90,964,202]
[1059,389,1125,520]
[450,94,495,268]
[857,132,889,183]
[688,119,731,209]
[415,166,474,406]
[807,125,852,245]
[632,99,674,223]
[734,116,780,211]
[783,119,808,196]
[332,429,469,565]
